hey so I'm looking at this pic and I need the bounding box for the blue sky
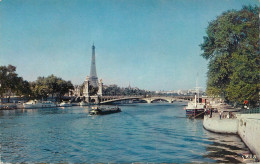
[0,0,258,91]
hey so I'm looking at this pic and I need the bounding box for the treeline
[0,65,31,98]
[30,75,74,100]
[0,64,152,101]
[0,65,73,101]
[103,84,154,96]
[74,84,152,97]
[200,6,259,107]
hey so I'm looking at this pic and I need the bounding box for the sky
[0,0,258,91]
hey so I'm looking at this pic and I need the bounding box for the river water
[0,103,249,163]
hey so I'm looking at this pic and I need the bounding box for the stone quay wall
[236,114,260,160]
[203,113,260,160]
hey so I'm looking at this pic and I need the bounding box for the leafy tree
[0,65,32,102]
[89,85,98,96]
[16,78,31,97]
[103,84,149,96]
[30,75,74,101]
[200,5,259,106]
[78,84,97,96]
[57,79,74,100]
[45,74,60,98]
[30,77,49,99]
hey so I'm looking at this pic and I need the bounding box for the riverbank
[203,112,260,161]
[0,103,18,110]
[0,102,82,110]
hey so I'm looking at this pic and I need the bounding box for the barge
[89,106,121,115]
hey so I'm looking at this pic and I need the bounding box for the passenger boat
[59,101,72,107]
[23,100,56,109]
[184,87,206,118]
[89,106,121,115]
[185,100,205,118]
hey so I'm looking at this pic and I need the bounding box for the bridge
[100,96,192,104]
[77,77,193,104]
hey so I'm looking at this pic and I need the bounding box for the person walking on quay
[219,111,222,119]
[210,109,213,118]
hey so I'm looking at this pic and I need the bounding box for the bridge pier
[146,99,152,104]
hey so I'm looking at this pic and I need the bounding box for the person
[229,112,233,118]
[219,111,222,119]
[210,109,213,118]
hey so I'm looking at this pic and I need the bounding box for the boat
[23,100,56,109]
[79,101,89,106]
[59,101,72,107]
[184,87,206,118]
[185,100,205,118]
[89,106,121,115]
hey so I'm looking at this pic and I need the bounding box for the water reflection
[204,132,249,163]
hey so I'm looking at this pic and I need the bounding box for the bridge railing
[241,107,260,114]
[100,95,144,102]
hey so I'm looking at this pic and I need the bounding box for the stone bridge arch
[141,97,175,103]
[99,96,188,104]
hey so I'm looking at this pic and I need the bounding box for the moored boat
[184,87,206,118]
[23,100,56,109]
[79,101,89,106]
[89,106,121,115]
[185,100,205,118]
[59,101,72,107]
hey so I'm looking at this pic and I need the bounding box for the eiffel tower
[89,43,98,87]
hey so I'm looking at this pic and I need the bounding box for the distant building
[154,89,204,96]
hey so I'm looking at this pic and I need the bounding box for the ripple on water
[0,104,250,163]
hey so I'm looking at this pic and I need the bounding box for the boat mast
[195,92,197,107]
[194,73,201,106]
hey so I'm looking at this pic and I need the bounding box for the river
[0,103,249,163]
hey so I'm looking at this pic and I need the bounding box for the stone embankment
[203,113,260,161]
[236,114,260,161]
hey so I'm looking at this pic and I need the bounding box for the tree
[200,5,259,106]
[30,75,74,101]
[102,84,149,96]
[57,79,74,100]
[89,85,98,96]
[45,74,60,98]
[0,65,32,102]
[30,77,49,99]
[15,78,31,97]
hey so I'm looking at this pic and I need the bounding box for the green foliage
[103,84,150,96]
[30,75,74,101]
[200,5,259,107]
[0,65,31,98]
[78,84,97,96]
[89,85,98,96]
